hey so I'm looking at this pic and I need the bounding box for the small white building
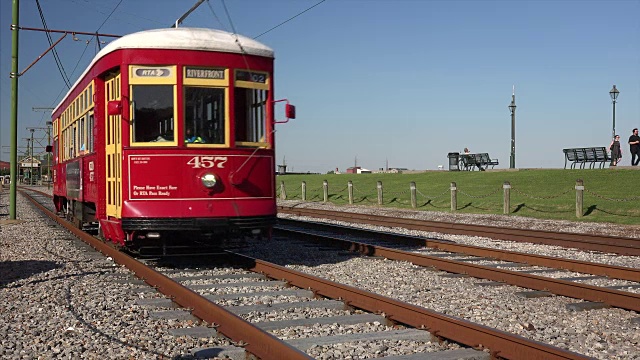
[19,156,41,180]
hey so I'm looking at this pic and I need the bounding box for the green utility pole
[9,0,20,219]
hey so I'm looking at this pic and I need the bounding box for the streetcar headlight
[201,173,217,188]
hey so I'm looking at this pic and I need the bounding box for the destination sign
[185,67,225,80]
[236,70,267,84]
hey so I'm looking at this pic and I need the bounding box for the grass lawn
[276,169,640,226]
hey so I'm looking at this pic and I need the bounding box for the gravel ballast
[271,200,640,359]
[2,190,638,359]
[0,190,233,359]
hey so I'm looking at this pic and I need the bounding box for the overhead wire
[47,0,123,110]
[95,0,124,32]
[217,0,265,219]
[205,0,227,31]
[218,0,251,70]
[35,0,72,89]
[67,0,163,28]
[253,0,326,39]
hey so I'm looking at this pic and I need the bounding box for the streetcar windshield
[131,85,175,143]
[184,87,225,144]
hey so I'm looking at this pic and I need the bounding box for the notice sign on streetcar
[129,155,179,199]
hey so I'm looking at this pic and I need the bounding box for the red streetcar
[50,27,294,253]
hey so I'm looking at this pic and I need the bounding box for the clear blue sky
[1,0,639,172]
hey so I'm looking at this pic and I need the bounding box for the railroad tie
[556,275,608,281]
[169,327,219,338]
[474,281,506,287]
[189,280,287,291]
[190,346,247,360]
[205,289,314,301]
[224,300,346,315]
[285,328,429,352]
[380,348,490,360]
[482,262,529,268]
[256,313,388,331]
[514,291,553,298]
[167,273,267,282]
[148,309,200,321]
[565,302,611,312]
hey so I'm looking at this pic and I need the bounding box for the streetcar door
[105,73,123,218]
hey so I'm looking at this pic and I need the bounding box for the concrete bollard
[348,181,354,205]
[450,182,457,212]
[301,181,306,201]
[280,181,286,200]
[503,181,511,214]
[410,182,417,208]
[575,179,584,218]
[377,181,383,205]
[323,180,328,202]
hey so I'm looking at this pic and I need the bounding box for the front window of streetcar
[131,85,175,143]
[184,87,225,144]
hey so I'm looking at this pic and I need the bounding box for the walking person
[629,128,640,166]
[609,135,622,166]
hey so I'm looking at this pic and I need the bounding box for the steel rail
[278,206,640,256]
[236,254,591,360]
[276,228,640,312]
[277,218,640,282]
[20,190,313,360]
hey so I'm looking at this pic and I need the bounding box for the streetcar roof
[54,28,273,114]
[100,27,274,58]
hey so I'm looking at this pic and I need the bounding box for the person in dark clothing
[609,135,622,166]
[629,128,640,166]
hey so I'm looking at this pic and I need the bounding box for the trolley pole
[9,0,20,219]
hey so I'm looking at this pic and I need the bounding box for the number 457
[187,156,228,169]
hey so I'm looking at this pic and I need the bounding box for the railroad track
[274,219,640,312]
[277,206,640,256]
[18,187,596,359]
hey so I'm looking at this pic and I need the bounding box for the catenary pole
[9,0,20,219]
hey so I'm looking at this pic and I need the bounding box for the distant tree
[326,170,335,174]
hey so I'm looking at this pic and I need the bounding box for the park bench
[459,153,499,171]
[563,147,610,169]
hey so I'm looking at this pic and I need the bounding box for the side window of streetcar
[88,114,94,153]
[234,88,268,144]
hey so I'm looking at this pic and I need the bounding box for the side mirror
[45,145,53,153]
[107,100,122,116]
[285,104,296,119]
[273,99,296,124]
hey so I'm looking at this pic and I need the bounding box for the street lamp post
[508,89,517,169]
[609,85,619,139]
[30,128,34,185]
